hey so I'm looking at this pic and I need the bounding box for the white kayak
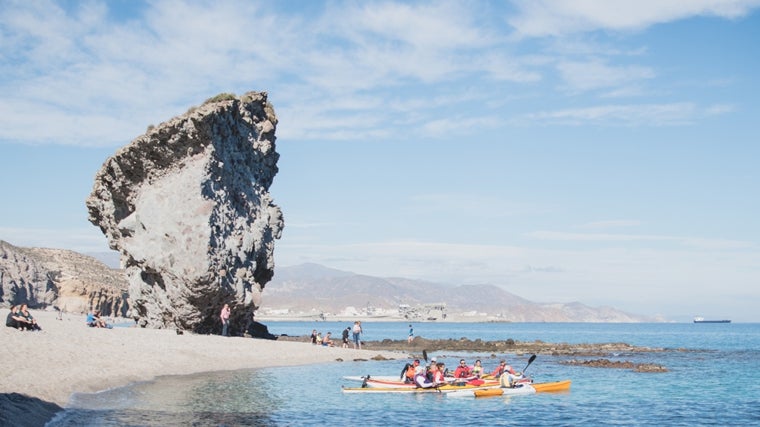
[343,375,492,389]
[447,384,536,398]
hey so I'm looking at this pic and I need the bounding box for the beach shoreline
[0,309,402,426]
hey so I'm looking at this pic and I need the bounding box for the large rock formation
[86,92,283,334]
[0,240,128,316]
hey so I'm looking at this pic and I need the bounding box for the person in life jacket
[454,359,472,378]
[492,359,524,388]
[471,359,484,378]
[432,362,447,385]
[414,364,437,388]
[400,359,420,383]
[491,360,517,378]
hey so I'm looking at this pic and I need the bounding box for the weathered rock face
[0,240,128,316]
[86,92,283,334]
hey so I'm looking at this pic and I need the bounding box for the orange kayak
[532,379,572,393]
[470,380,571,398]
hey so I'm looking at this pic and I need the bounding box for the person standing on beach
[352,321,362,349]
[220,304,231,336]
[408,324,414,343]
[342,327,350,348]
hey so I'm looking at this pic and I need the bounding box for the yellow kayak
[531,379,572,393]
[470,380,572,398]
[342,382,500,394]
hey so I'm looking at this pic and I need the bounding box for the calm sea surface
[51,322,760,426]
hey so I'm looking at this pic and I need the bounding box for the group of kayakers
[400,357,521,389]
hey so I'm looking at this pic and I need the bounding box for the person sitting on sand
[310,329,318,344]
[86,311,97,327]
[86,310,109,328]
[321,331,334,347]
[94,311,112,328]
[18,304,42,331]
[5,305,29,330]
[454,359,472,378]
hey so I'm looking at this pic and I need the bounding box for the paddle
[522,354,537,374]
[422,349,428,362]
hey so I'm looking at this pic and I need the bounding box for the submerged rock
[86,92,283,334]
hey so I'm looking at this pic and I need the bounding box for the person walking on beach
[352,321,362,349]
[408,324,414,343]
[220,304,231,336]
[342,327,350,348]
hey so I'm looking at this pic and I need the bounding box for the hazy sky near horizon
[1,1,759,321]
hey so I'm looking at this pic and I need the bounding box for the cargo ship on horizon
[693,316,731,323]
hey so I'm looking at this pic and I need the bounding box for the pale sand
[0,309,401,425]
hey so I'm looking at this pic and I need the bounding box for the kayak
[341,382,501,394]
[448,384,535,398]
[446,380,571,398]
[343,375,496,389]
[532,379,571,393]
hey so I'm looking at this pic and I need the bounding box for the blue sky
[1,0,759,321]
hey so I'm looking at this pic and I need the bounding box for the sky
[1,0,759,322]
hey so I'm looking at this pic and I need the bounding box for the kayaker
[454,359,472,378]
[400,359,420,383]
[471,359,484,378]
[414,364,437,388]
[433,362,447,385]
[491,359,516,378]
[427,357,437,371]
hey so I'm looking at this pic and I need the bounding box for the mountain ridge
[262,263,661,322]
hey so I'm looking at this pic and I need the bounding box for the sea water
[50,322,760,426]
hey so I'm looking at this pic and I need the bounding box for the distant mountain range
[262,263,662,322]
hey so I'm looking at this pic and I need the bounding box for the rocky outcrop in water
[560,358,668,372]
[0,240,128,316]
[86,92,283,334]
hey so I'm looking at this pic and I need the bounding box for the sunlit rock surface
[87,92,283,333]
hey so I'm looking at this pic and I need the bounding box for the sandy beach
[0,309,401,426]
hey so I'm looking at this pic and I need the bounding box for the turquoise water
[51,322,760,426]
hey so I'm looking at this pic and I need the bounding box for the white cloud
[557,59,655,93]
[514,102,736,126]
[509,0,760,37]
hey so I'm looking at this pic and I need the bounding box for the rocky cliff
[0,240,128,316]
[86,92,283,334]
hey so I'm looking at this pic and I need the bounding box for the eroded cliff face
[0,240,128,316]
[86,92,283,334]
